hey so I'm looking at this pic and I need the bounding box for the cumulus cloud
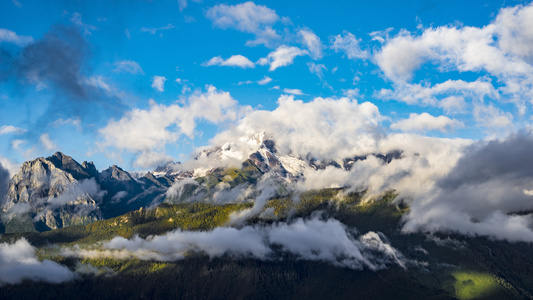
[203,55,255,68]
[99,86,242,168]
[63,216,406,271]
[391,113,464,132]
[495,3,533,62]
[257,45,308,71]
[113,60,143,74]
[151,76,166,92]
[206,1,280,47]
[375,3,533,114]
[331,31,369,60]
[299,29,323,60]
[403,131,533,242]
[210,95,384,161]
[292,133,470,200]
[0,125,26,135]
[0,239,75,285]
[0,28,33,46]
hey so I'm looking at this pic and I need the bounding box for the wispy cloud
[140,23,175,35]
[203,55,255,68]
[300,29,323,60]
[257,45,308,71]
[0,125,26,135]
[257,75,272,85]
[331,31,369,60]
[114,60,144,75]
[0,28,33,46]
[282,88,304,95]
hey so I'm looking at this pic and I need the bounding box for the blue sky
[1,0,532,172]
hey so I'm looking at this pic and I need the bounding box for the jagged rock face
[100,165,135,182]
[98,165,169,219]
[4,156,92,208]
[47,152,97,181]
[1,152,101,232]
[342,150,403,171]
[249,140,289,177]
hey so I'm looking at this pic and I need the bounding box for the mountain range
[1,136,532,299]
[0,134,403,234]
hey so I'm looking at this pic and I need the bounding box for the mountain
[1,138,533,299]
[0,153,173,233]
[0,134,406,234]
[98,165,169,218]
[0,152,101,232]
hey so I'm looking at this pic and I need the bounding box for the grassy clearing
[452,271,507,300]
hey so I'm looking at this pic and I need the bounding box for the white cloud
[99,86,241,168]
[374,3,533,114]
[12,0,22,8]
[0,155,19,176]
[133,152,174,169]
[495,3,533,62]
[0,239,75,285]
[0,125,26,135]
[307,62,327,79]
[52,117,82,131]
[0,28,33,46]
[300,29,323,60]
[403,131,533,242]
[203,55,255,68]
[331,31,369,60]
[114,60,144,74]
[210,95,384,161]
[63,216,406,271]
[40,133,57,151]
[473,104,513,129]
[206,1,280,47]
[391,113,464,132]
[258,45,308,71]
[151,76,167,92]
[439,95,466,113]
[282,88,304,95]
[377,78,498,106]
[11,139,25,150]
[257,76,272,85]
